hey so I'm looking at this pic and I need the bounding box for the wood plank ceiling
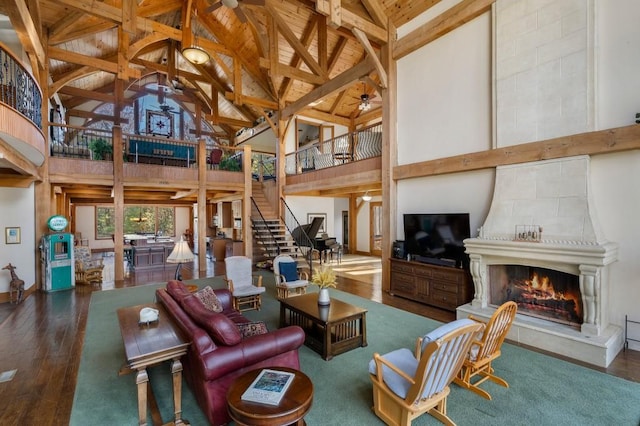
[3,0,442,138]
[0,0,465,204]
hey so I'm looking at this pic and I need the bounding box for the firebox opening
[489,265,583,328]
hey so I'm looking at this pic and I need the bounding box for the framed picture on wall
[5,227,20,244]
[307,213,327,234]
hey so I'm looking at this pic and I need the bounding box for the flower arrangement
[311,265,337,289]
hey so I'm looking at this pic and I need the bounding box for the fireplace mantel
[458,157,624,367]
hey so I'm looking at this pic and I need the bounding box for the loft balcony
[47,122,383,201]
[0,43,45,184]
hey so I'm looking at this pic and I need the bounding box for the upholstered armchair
[273,255,309,299]
[74,246,104,286]
[224,256,266,312]
[369,318,484,426]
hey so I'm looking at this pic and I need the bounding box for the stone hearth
[458,156,624,367]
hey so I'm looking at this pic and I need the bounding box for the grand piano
[291,217,338,263]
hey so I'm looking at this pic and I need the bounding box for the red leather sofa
[156,280,305,425]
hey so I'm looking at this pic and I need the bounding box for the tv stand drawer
[389,259,472,312]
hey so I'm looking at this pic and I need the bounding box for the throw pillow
[279,261,299,282]
[193,286,223,313]
[237,321,269,339]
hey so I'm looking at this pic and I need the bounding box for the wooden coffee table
[279,293,367,360]
[117,303,190,426]
[226,367,313,426]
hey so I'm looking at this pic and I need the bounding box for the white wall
[0,186,36,292]
[396,0,640,350]
[596,0,640,129]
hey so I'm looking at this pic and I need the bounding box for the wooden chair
[454,301,518,400]
[273,254,309,299]
[369,319,485,426]
[74,246,104,287]
[224,256,265,312]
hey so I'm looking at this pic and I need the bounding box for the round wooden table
[226,367,313,426]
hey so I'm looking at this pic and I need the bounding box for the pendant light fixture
[362,191,372,202]
[182,10,210,65]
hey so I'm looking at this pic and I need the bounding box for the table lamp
[166,236,195,280]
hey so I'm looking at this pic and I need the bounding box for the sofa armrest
[200,326,305,381]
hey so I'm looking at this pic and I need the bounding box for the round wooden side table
[226,367,314,426]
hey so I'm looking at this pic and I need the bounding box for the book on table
[241,369,296,406]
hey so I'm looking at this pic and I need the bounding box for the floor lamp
[167,236,195,281]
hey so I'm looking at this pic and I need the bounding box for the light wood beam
[393,124,640,180]
[122,0,137,35]
[5,0,47,66]
[204,114,253,128]
[68,109,129,123]
[281,59,375,119]
[361,0,388,29]
[352,27,387,89]
[260,58,326,85]
[266,4,327,79]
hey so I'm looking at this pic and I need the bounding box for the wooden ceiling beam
[279,15,319,100]
[266,4,327,79]
[5,0,47,67]
[352,27,387,89]
[361,0,388,29]
[281,59,375,119]
[68,109,129,124]
[315,0,387,44]
[204,114,253,128]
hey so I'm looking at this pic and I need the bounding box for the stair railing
[280,197,315,274]
[250,197,280,258]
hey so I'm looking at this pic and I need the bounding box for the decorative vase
[317,288,331,305]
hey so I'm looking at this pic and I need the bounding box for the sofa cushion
[181,295,242,346]
[237,321,268,339]
[279,261,298,282]
[193,286,223,313]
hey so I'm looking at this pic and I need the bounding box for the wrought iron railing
[250,197,280,258]
[0,43,42,129]
[49,124,113,159]
[284,122,382,175]
[280,197,315,274]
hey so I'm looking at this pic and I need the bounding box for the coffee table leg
[135,368,149,426]
[171,358,186,425]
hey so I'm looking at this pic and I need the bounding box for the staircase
[250,182,300,264]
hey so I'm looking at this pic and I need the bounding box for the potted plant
[219,154,241,171]
[88,138,113,160]
[311,265,337,305]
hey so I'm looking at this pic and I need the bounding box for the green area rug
[71,274,640,425]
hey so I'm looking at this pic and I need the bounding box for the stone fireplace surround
[457,156,624,367]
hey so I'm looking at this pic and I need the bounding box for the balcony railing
[0,43,42,129]
[284,123,382,175]
[50,124,113,159]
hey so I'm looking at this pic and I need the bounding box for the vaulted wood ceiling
[2,0,447,142]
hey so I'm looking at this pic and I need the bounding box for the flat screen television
[403,213,471,269]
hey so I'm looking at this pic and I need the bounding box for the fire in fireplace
[489,265,583,327]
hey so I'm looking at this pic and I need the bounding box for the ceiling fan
[206,0,265,23]
[358,83,381,112]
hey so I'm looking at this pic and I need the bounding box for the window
[95,206,175,239]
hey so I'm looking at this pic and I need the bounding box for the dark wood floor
[0,254,637,426]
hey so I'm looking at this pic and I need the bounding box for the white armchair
[224,256,266,312]
[273,255,309,299]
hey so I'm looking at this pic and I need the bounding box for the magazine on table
[241,369,296,405]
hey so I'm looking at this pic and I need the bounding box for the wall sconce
[362,191,372,202]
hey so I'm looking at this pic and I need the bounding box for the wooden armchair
[454,301,518,400]
[74,247,104,286]
[273,254,309,299]
[224,256,265,312]
[369,319,484,426]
